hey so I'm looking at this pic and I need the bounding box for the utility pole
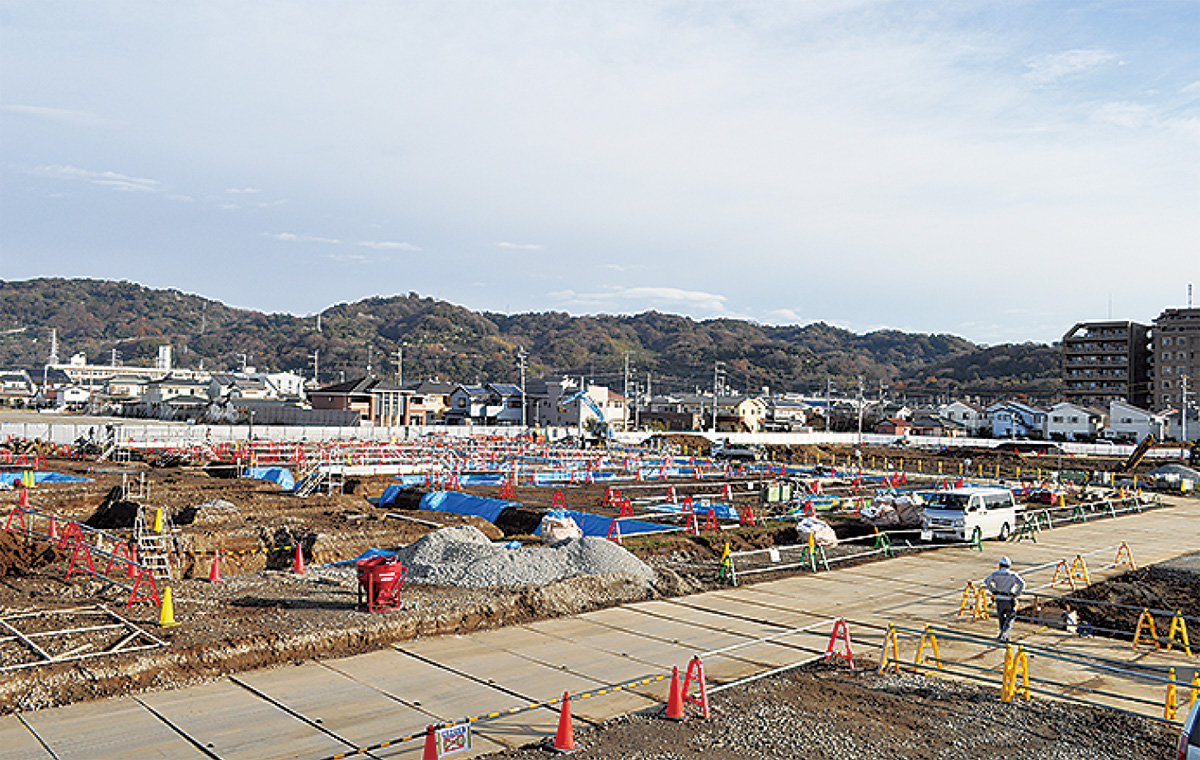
[517,346,528,428]
[310,350,319,386]
[856,376,864,444]
[366,345,373,376]
[623,353,631,432]
[711,361,726,433]
[395,343,407,387]
[1183,374,1191,445]
[826,377,834,432]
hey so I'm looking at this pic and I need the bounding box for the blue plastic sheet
[332,548,398,566]
[0,471,93,485]
[418,491,518,524]
[243,466,296,491]
[534,510,667,538]
[642,501,739,520]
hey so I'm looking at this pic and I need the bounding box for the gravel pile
[395,525,656,588]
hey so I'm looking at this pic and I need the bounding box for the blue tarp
[643,501,739,520]
[332,548,398,566]
[244,467,295,491]
[418,491,519,525]
[0,471,93,485]
[534,510,668,538]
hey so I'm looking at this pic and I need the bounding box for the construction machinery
[557,390,614,444]
[1120,434,1156,472]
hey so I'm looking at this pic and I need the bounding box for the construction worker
[984,556,1025,642]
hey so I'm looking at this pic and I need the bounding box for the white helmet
[999,556,1012,567]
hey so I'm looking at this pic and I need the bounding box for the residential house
[103,375,150,405]
[909,411,957,437]
[444,383,526,426]
[876,418,913,436]
[309,375,406,426]
[765,397,810,431]
[403,380,454,425]
[939,400,989,436]
[1045,402,1106,441]
[53,385,92,411]
[1104,401,1166,443]
[144,376,211,404]
[987,401,1048,439]
[0,371,37,408]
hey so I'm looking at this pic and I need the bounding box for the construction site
[1,425,1198,759]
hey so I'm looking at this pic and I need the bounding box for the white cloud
[555,286,729,315]
[264,232,341,245]
[32,164,160,193]
[2,104,123,127]
[225,187,261,194]
[498,242,544,250]
[1024,49,1116,86]
[358,240,420,250]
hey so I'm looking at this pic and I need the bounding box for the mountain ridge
[0,278,1061,399]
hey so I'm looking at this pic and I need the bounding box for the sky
[1,1,1197,346]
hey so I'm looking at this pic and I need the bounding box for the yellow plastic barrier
[1114,542,1137,570]
[1001,645,1030,703]
[1167,611,1193,656]
[878,625,901,674]
[1051,560,1077,591]
[973,586,991,622]
[957,582,978,617]
[1133,608,1161,651]
[916,626,943,670]
[1069,555,1091,586]
[1191,673,1200,711]
[1166,667,1179,721]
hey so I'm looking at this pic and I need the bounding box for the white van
[921,488,1019,543]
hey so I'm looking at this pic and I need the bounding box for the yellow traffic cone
[153,508,164,533]
[159,586,179,627]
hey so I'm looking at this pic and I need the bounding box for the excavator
[1119,434,1156,472]
[557,389,614,445]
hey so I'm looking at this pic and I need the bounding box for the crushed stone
[392,525,656,588]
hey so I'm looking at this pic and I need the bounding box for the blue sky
[2,1,1197,345]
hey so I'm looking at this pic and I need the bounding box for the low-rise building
[1045,401,1106,441]
[1104,400,1166,443]
[987,401,1048,439]
[939,400,989,436]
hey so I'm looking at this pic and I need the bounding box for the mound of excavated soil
[0,531,62,577]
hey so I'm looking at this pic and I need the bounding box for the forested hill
[0,279,1061,399]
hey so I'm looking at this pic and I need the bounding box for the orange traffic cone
[662,666,687,721]
[293,543,306,574]
[18,487,29,508]
[48,515,58,540]
[548,691,579,754]
[421,725,437,760]
[208,552,224,583]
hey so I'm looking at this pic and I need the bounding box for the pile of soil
[0,530,62,577]
[488,660,1172,759]
[84,486,140,529]
[1061,558,1200,637]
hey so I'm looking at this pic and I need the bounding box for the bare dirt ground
[0,442,1190,757]
[485,660,1174,760]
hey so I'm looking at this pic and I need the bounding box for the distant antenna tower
[316,314,322,333]
[1189,283,1193,309]
[48,328,59,365]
